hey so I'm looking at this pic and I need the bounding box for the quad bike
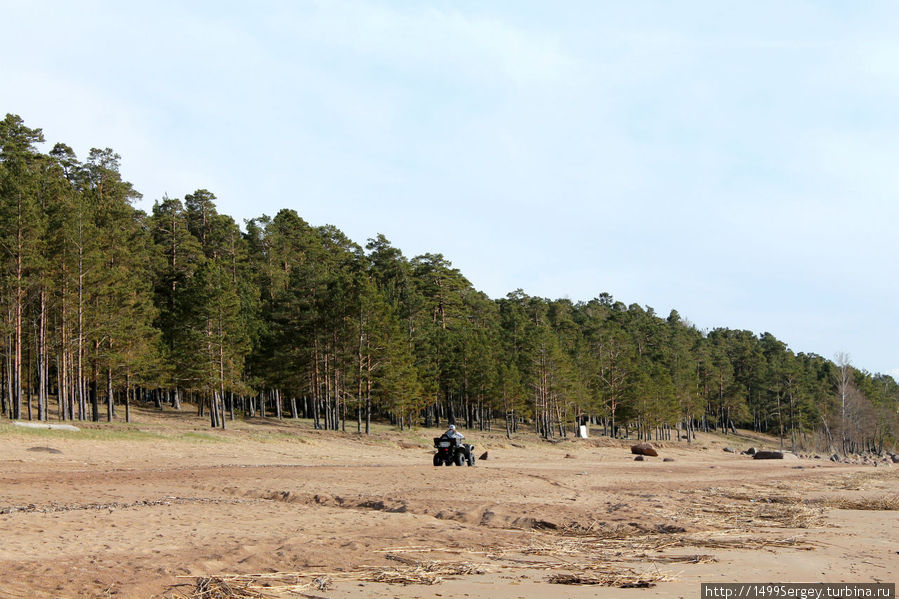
[433,436,476,467]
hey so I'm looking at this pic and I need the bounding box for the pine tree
[83,148,156,422]
[0,115,45,420]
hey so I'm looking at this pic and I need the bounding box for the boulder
[479,451,488,461]
[891,454,899,464]
[782,452,800,460]
[723,447,736,453]
[564,453,576,459]
[634,455,645,461]
[631,442,658,457]
[745,447,756,455]
[830,453,841,462]
[753,450,784,460]
[663,457,675,462]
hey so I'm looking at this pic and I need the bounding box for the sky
[3,1,897,377]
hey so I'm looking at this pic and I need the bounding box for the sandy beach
[1,410,896,598]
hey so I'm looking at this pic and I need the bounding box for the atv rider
[442,424,471,462]
[444,424,464,440]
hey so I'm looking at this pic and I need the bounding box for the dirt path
[1,417,896,598]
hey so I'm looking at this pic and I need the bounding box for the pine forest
[1,113,897,455]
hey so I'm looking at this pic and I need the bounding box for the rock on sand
[753,450,784,460]
[631,442,658,457]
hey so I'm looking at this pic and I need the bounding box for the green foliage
[0,113,896,452]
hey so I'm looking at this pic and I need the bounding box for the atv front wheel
[468,454,476,467]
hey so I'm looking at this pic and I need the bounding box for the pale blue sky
[3,1,897,377]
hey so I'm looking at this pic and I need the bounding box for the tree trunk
[59,287,70,420]
[776,392,784,450]
[365,377,371,435]
[209,392,218,428]
[26,324,33,420]
[106,365,114,422]
[90,364,99,422]
[77,234,85,422]
[13,204,23,421]
[125,372,131,423]
[4,322,12,418]
[38,288,47,421]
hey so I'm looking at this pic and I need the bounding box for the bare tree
[834,352,852,454]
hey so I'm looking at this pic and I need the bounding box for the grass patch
[178,431,228,443]
[0,422,167,442]
[78,428,168,442]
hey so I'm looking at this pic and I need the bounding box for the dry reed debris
[170,573,334,599]
[359,560,484,585]
[814,495,899,510]
[681,533,814,551]
[548,567,677,587]
[182,577,271,599]
[357,554,487,585]
[638,553,717,564]
[690,487,825,529]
